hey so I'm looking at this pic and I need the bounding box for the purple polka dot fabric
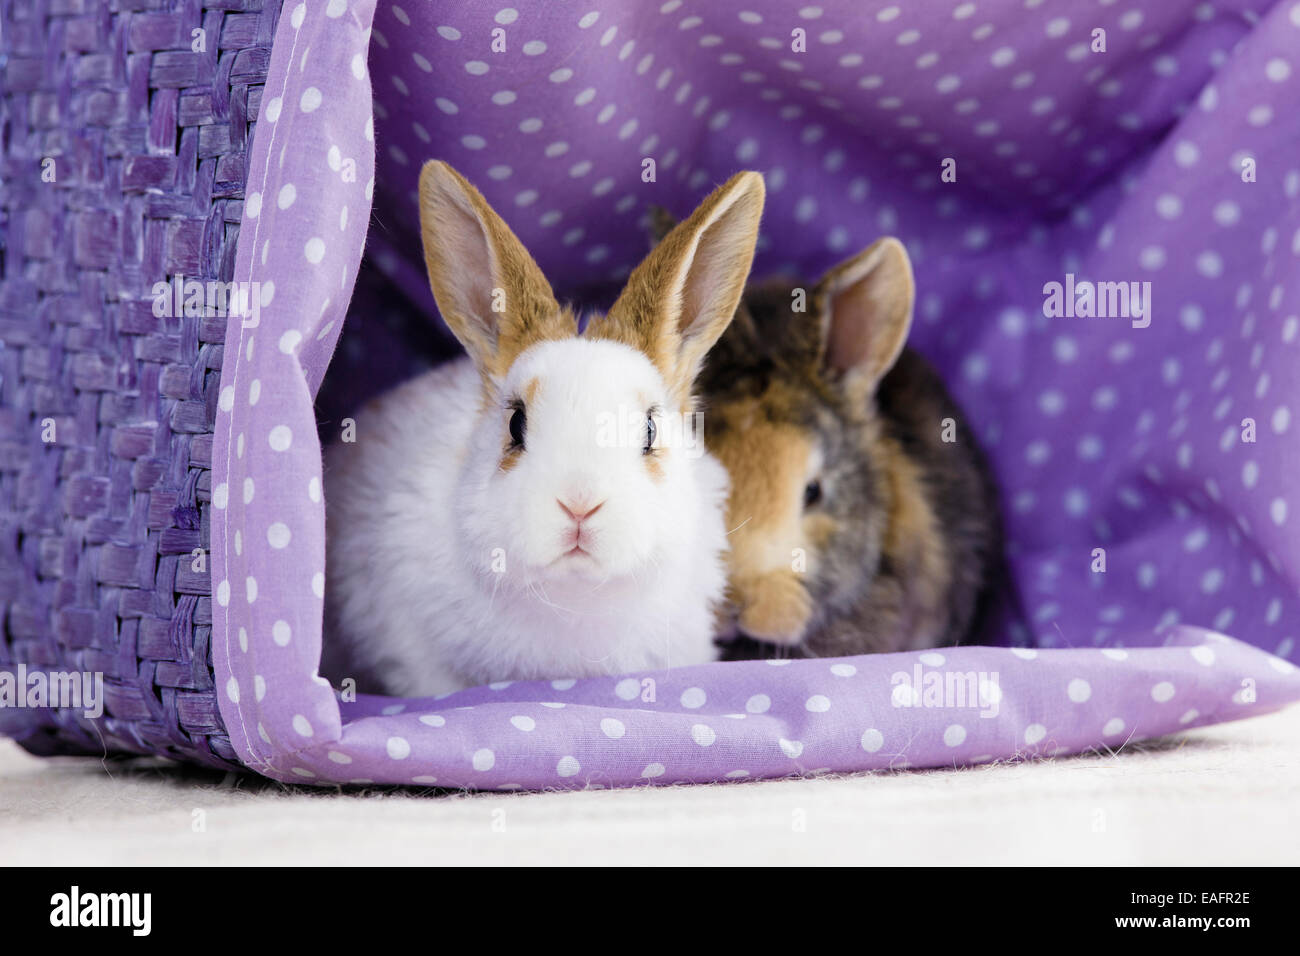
[212,0,1300,788]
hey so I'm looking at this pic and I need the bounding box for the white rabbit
[322,161,766,696]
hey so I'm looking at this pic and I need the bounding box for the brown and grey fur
[651,208,1005,658]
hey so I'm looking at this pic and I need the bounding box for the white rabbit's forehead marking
[504,338,665,407]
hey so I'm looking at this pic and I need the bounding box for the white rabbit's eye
[508,405,526,448]
[643,411,657,455]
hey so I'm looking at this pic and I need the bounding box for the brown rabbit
[651,207,1005,659]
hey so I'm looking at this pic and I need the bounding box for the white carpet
[2,705,1297,866]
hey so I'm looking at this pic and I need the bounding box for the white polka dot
[510,715,535,732]
[1155,193,1181,219]
[299,87,322,112]
[308,476,321,503]
[860,728,884,752]
[1103,717,1125,736]
[1024,724,1047,745]
[557,754,587,779]
[265,96,282,122]
[278,330,303,356]
[225,676,239,702]
[216,579,230,606]
[1272,498,1288,525]
[614,678,640,700]
[680,687,706,708]
[778,738,804,758]
[304,237,326,264]
[1213,201,1240,227]
[267,522,291,549]
[745,694,770,714]
[642,762,665,778]
[472,749,495,771]
[1151,681,1176,703]
[386,736,410,759]
[600,717,625,738]
[1067,678,1091,702]
[805,695,831,712]
[269,425,292,451]
[277,183,296,209]
[830,663,857,677]
[691,724,716,746]
[419,714,446,727]
[942,724,966,747]
[292,714,313,737]
[218,386,235,412]
[245,576,258,604]
[311,572,325,599]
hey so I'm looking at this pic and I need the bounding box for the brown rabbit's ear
[813,237,914,400]
[589,171,765,406]
[418,160,575,381]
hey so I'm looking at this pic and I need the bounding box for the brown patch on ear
[587,171,765,409]
[643,453,665,482]
[813,237,915,402]
[418,161,576,382]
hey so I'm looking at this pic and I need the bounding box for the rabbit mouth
[543,545,602,575]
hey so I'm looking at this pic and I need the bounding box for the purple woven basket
[0,0,285,769]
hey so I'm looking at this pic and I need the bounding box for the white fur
[323,340,731,696]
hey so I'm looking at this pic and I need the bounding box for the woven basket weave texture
[0,0,285,769]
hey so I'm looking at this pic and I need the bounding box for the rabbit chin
[514,537,661,595]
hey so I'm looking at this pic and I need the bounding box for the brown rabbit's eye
[643,411,657,455]
[803,479,823,509]
[508,406,526,448]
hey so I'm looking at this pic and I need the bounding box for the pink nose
[557,498,604,523]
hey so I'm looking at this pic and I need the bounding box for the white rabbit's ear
[418,160,575,380]
[590,171,765,405]
[813,237,914,400]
